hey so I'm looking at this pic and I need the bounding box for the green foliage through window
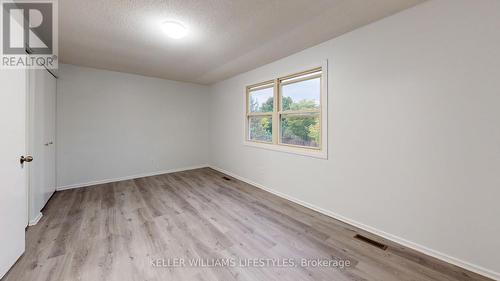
[249,116,272,142]
[281,114,319,147]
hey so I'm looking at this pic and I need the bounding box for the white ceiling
[59,0,425,85]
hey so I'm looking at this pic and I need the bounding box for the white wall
[56,64,209,188]
[209,0,500,278]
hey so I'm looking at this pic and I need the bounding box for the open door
[0,68,28,278]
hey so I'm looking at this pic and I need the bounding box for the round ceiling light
[162,21,188,39]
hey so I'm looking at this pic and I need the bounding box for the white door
[0,68,28,278]
[28,69,56,223]
[43,70,56,203]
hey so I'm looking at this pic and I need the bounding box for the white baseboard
[208,165,500,281]
[56,164,209,191]
[28,212,43,226]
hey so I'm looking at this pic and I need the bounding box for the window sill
[243,141,328,159]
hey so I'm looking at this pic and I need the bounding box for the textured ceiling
[59,0,425,84]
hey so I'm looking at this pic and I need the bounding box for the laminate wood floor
[2,168,492,281]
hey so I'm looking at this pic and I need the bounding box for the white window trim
[243,60,328,159]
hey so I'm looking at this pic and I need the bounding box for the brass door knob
[20,155,34,164]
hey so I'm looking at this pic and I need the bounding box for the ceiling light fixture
[162,21,188,39]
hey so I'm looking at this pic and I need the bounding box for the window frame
[278,67,322,150]
[245,80,275,144]
[244,61,328,159]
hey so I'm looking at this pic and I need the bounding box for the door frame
[25,57,33,227]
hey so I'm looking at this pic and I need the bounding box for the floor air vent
[222,176,231,181]
[354,234,388,250]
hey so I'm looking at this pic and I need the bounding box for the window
[246,81,274,143]
[245,65,327,158]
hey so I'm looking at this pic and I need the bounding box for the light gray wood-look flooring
[2,168,492,281]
